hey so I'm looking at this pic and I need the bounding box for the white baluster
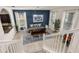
[56,35,60,52]
[59,34,64,53]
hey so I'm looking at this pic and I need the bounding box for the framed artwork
[33,14,43,22]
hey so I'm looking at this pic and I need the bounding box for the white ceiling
[0,6,79,11]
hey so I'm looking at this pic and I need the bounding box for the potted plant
[54,19,60,32]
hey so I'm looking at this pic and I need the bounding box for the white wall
[0,7,16,41]
[52,6,79,19]
[0,20,4,40]
[52,6,79,31]
[0,7,16,27]
[73,10,79,29]
[0,6,79,41]
[2,6,79,28]
[6,7,79,30]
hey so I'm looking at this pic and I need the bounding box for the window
[63,12,74,30]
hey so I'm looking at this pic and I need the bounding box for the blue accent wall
[13,10,50,28]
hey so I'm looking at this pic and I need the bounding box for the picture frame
[33,14,43,22]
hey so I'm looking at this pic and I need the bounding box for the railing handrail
[43,28,79,53]
[45,32,60,37]
[60,28,79,34]
[44,28,79,37]
[0,40,21,45]
[0,40,23,53]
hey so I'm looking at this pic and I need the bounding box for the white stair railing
[43,29,79,53]
[43,33,60,53]
[0,40,24,53]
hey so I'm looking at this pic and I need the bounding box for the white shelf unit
[49,10,57,31]
[14,11,27,31]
